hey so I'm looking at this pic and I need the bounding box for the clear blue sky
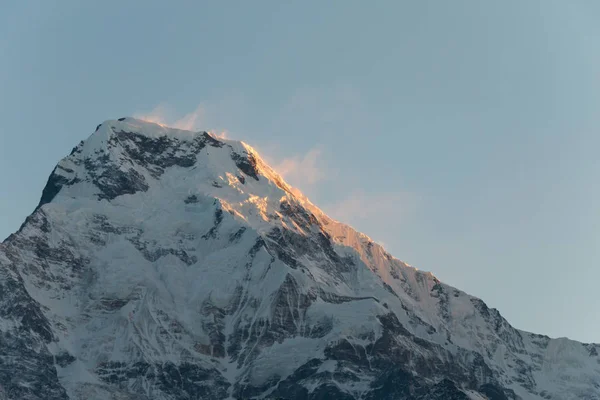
[1,1,599,342]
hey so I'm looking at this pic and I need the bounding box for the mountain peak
[37,118,291,210]
[3,118,598,400]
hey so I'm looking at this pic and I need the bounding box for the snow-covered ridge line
[40,117,596,343]
[0,117,597,400]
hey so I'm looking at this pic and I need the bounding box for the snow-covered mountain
[0,118,598,400]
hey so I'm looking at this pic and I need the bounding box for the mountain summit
[1,118,598,400]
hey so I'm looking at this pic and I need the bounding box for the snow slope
[0,118,598,400]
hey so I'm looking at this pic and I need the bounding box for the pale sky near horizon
[1,1,599,342]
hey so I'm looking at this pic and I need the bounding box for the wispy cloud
[214,130,229,139]
[254,142,342,204]
[172,105,205,130]
[134,103,229,138]
[134,104,204,130]
[272,147,324,187]
[134,104,170,126]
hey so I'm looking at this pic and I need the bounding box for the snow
[100,118,201,141]
[464,390,488,400]
[1,118,598,399]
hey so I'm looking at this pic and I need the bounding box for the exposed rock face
[0,118,598,400]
